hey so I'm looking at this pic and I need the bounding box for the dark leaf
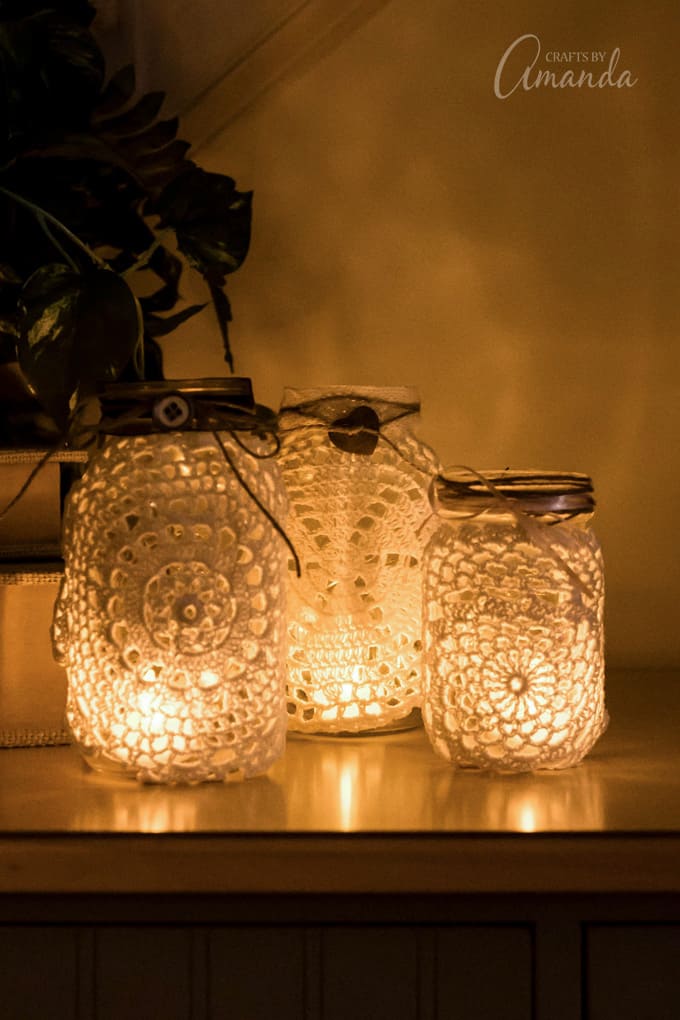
[0,263,21,317]
[136,164,188,191]
[97,91,165,136]
[155,165,252,277]
[0,10,104,156]
[94,64,136,118]
[116,116,179,156]
[17,263,80,425]
[136,139,191,174]
[208,281,233,371]
[75,268,142,384]
[0,1,96,25]
[329,406,381,456]
[144,302,206,338]
[0,263,21,287]
[24,133,140,175]
[139,245,183,313]
[142,335,163,379]
[0,317,18,338]
[24,129,191,202]
[17,263,141,426]
[117,333,164,382]
[46,15,104,97]
[0,330,16,361]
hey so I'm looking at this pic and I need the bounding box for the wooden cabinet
[0,671,679,1018]
[1,904,680,1018]
[585,924,680,1020]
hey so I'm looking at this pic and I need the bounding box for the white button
[153,394,192,429]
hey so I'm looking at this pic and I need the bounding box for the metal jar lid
[434,469,595,518]
[96,378,274,435]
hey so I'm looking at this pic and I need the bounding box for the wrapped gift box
[0,449,87,560]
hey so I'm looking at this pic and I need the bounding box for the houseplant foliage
[0,0,252,444]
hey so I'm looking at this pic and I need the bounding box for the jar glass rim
[98,377,254,402]
[435,469,595,516]
[280,385,419,410]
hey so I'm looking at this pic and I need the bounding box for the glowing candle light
[279,387,438,734]
[423,470,606,771]
[53,380,287,784]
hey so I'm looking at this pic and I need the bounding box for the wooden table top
[0,669,678,894]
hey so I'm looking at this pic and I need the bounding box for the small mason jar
[423,470,606,771]
[278,386,439,734]
[53,379,288,784]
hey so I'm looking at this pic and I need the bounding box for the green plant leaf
[17,263,141,427]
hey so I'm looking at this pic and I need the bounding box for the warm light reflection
[339,759,358,831]
[429,767,605,832]
[517,799,539,834]
[286,735,395,829]
[113,791,198,833]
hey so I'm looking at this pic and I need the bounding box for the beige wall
[162,0,680,668]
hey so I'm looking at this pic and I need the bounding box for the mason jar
[423,470,606,771]
[53,379,288,783]
[278,386,439,734]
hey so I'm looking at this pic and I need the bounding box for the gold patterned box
[0,564,69,746]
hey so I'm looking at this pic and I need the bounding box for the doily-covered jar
[53,379,288,784]
[278,386,438,734]
[423,470,606,771]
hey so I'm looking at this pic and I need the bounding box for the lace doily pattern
[55,431,287,783]
[280,393,438,733]
[423,519,606,771]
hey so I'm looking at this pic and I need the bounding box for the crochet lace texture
[55,432,287,783]
[423,517,606,771]
[279,390,437,733]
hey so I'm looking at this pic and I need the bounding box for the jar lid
[97,378,276,435]
[434,469,595,517]
[99,377,254,405]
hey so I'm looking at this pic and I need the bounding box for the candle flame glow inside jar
[422,470,606,771]
[53,380,288,784]
[279,386,439,734]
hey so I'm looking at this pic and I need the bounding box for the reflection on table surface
[0,670,678,835]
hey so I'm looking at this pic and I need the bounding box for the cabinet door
[321,927,420,1020]
[209,927,306,1019]
[436,926,534,1020]
[0,926,78,1020]
[586,924,680,1020]
[94,926,193,1020]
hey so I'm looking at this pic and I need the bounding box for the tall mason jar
[278,386,439,733]
[423,470,606,771]
[53,379,288,784]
